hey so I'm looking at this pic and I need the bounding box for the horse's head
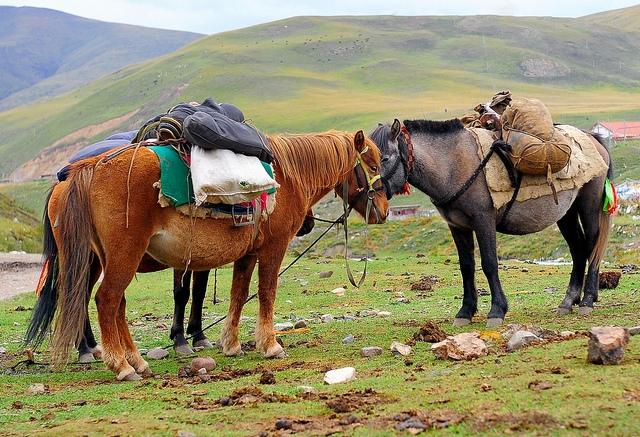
[369,119,413,199]
[341,130,389,224]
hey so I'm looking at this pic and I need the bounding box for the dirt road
[0,252,43,301]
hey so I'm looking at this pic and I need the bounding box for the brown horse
[370,119,613,326]
[26,130,388,380]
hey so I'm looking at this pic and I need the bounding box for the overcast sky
[3,0,639,35]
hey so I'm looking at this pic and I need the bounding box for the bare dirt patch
[0,252,43,301]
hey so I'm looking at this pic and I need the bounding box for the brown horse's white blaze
[26,130,387,380]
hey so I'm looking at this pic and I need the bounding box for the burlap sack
[501,97,571,175]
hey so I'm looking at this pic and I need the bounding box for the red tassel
[398,182,411,196]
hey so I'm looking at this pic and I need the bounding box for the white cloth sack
[190,145,279,205]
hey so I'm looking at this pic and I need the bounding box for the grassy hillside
[0,6,204,111]
[2,11,640,180]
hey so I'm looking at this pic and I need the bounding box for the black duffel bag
[183,111,274,163]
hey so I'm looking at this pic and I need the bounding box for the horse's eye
[381,156,390,163]
[371,166,378,172]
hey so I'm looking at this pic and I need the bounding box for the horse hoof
[453,318,471,327]
[174,344,195,355]
[556,307,573,316]
[116,367,139,381]
[578,306,594,315]
[486,318,503,327]
[268,350,288,359]
[78,353,96,363]
[193,339,214,349]
[122,373,143,381]
[92,345,103,359]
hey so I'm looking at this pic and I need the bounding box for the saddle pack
[500,97,572,202]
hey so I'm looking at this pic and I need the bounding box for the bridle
[339,144,385,287]
[381,124,415,199]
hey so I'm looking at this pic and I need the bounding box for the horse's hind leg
[556,210,586,314]
[220,255,257,356]
[95,268,149,380]
[187,270,213,350]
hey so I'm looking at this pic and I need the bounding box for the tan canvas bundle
[500,97,572,202]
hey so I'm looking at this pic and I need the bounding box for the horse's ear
[354,130,366,152]
[391,119,402,140]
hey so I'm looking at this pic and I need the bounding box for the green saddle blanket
[148,145,275,207]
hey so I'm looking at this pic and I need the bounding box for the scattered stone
[28,383,48,395]
[275,419,293,430]
[377,311,392,317]
[296,386,315,393]
[396,416,428,431]
[147,347,170,360]
[587,326,630,365]
[507,331,541,352]
[0,347,6,354]
[629,326,640,335]
[177,431,197,437]
[431,332,488,361]
[390,341,412,357]
[274,322,294,331]
[324,367,356,384]
[599,271,622,289]
[318,270,334,278]
[330,287,346,296]
[190,356,217,374]
[321,314,334,323]
[361,346,383,357]
[393,291,405,298]
[259,369,276,384]
[342,314,357,321]
[521,267,529,273]
[294,320,308,329]
[342,334,355,344]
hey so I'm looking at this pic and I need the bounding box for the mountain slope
[2,10,640,180]
[0,6,204,111]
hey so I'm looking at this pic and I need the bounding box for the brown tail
[589,151,614,269]
[51,163,96,364]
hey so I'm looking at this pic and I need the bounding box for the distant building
[590,121,640,141]
[388,205,421,220]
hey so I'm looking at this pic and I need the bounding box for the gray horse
[370,118,613,326]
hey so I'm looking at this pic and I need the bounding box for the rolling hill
[1,6,640,181]
[0,6,204,112]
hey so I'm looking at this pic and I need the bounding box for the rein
[341,144,385,288]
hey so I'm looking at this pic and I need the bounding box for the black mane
[403,118,464,136]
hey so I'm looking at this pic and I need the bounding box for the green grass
[1,253,638,436]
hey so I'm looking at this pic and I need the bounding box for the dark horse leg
[78,256,103,363]
[556,208,587,314]
[556,186,608,315]
[449,226,478,325]
[171,269,214,355]
[450,221,508,326]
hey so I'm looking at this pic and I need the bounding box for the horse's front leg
[255,251,287,358]
[220,255,257,356]
[473,224,508,326]
[449,226,478,326]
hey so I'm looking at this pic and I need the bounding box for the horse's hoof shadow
[578,306,594,315]
[453,318,471,327]
[556,307,573,316]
